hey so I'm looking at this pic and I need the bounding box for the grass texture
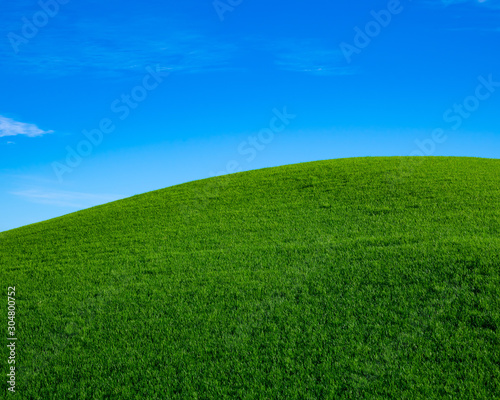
[1,156,499,399]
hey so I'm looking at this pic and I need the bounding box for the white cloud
[10,189,122,208]
[0,115,53,138]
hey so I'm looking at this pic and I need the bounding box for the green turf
[1,156,500,399]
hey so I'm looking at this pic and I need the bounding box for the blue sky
[1,0,499,232]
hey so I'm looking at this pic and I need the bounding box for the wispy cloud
[0,116,53,138]
[263,39,357,76]
[418,0,500,31]
[447,26,500,31]
[421,0,500,10]
[2,3,356,78]
[424,0,500,8]
[11,189,122,208]
[11,32,237,77]
[1,9,238,77]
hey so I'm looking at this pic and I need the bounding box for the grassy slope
[1,157,499,399]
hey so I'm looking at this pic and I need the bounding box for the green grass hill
[1,157,499,399]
